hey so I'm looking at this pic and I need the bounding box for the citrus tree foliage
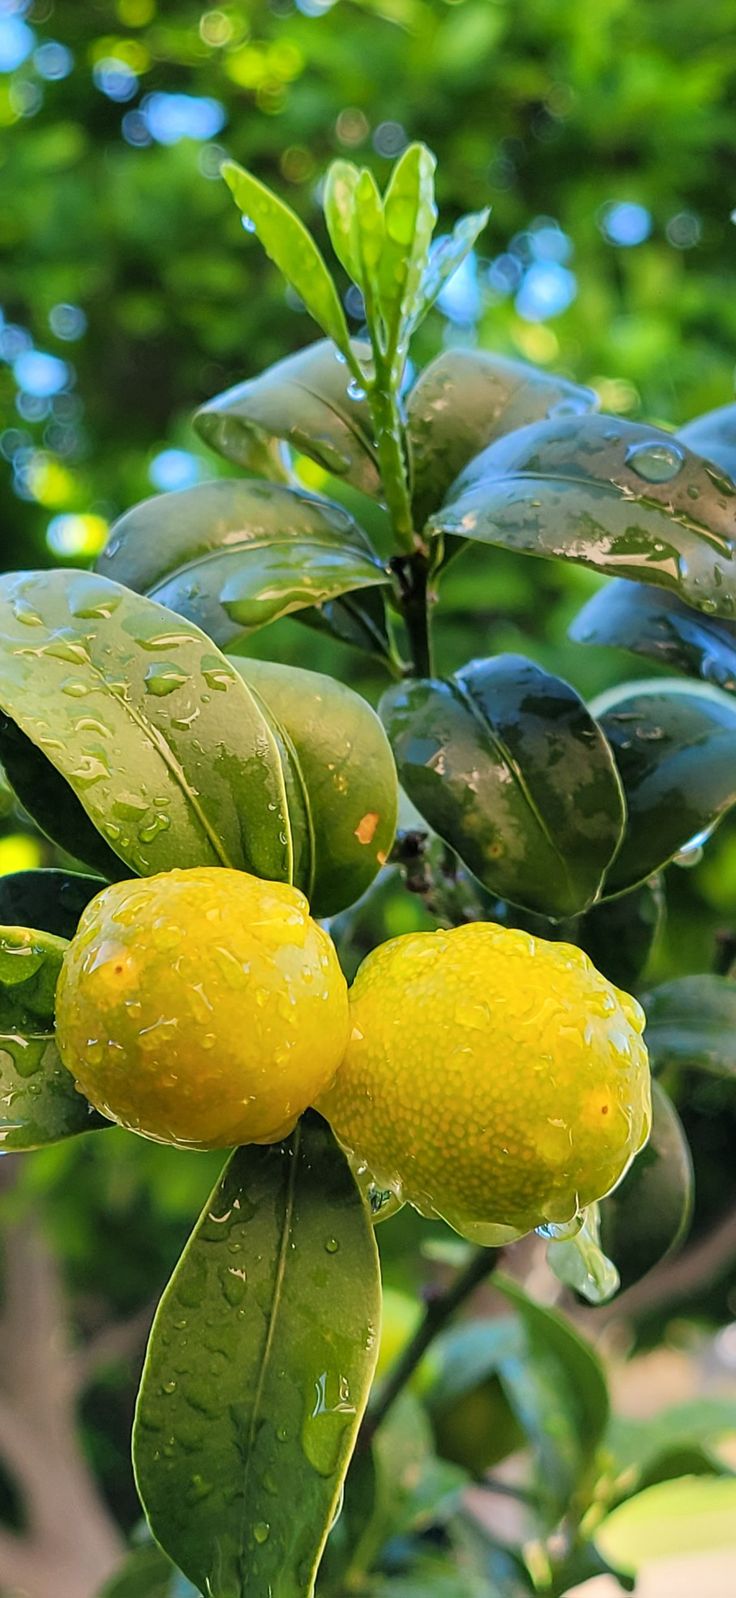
[2,133,736,1598]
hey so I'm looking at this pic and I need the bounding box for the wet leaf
[323,159,364,286]
[194,340,380,495]
[223,162,353,359]
[429,414,736,618]
[407,351,596,526]
[233,657,398,917]
[643,974,736,1077]
[0,924,104,1149]
[0,570,297,886]
[599,1082,693,1290]
[378,143,437,361]
[592,678,736,895]
[98,479,388,650]
[571,579,736,692]
[0,869,104,940]
[677,401,736,478]
[297,583,394,666]
[133,1116,380,1598]
[381,653,625,918]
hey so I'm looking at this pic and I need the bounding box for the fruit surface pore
[56,867,348,1148]
[317,922,651,1243]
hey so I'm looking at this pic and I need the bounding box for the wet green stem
[360,1246,500,1447]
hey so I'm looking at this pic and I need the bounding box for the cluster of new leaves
[2,145,736,1597]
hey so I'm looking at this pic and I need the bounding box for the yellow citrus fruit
[317,923,651,1244]
[55,867,348,1149]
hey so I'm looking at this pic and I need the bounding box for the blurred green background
[1,2,736,1592]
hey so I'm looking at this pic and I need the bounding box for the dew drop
[241,214,257,234]
[144,663,189,696]
[625,439,685,483]
[347,379,367,402]
[253,1521,270,1545]
[324,1237,339,1255]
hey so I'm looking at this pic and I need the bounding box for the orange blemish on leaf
[355,812,379,845]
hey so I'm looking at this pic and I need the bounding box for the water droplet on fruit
[625,440,684,482]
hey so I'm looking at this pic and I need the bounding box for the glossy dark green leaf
[133,1116,380,1598]
[643,974,736,1076]
[495,1278,610,1527]
[297,583,394,666]
[97,479,388,650]
[0,924,104,1149]
[0,569,298,886]
[0,869,104,940]
[98,1542,197,1597]
[577,878,665,990]
[677,402,736,478]
[406,351,596,526]
[381,653,625,918]
[430,415,736,618]
[194,340,380,496]
[233,657,398,917]
[222,162,353,359]
[571,580,736,692]
[592,678,736,895]
[378,143,437,360]
[599,1082,692,1290]
[0,759,13,819]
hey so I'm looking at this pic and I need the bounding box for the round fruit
[56,867,349,1149]
[317,923,651,1243]
[431,1375,524,1477]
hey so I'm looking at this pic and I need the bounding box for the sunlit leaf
[223,161,353,359]
[98,479,388,649]
[430,414,736,617]
[378,142,437,362]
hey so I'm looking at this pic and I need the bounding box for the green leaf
[597,1477,736,1569]
[0,868,104,940]
[133,1115,380,1598]
[429,414,736,618]
[378,143,437,361]
[194,340,380,495]
[599,1082,693,1290]
[367,1558,494,1598]
[233,657,398,917]
[98,1542,197,1597]
[546,1204,620,1305]
[372,1394,467,1539]
[297,583,394,667]
[323,159,363,284]
[577,878,664,990]
[495,1278,610,1527]
[643,974,736,1076]
[97,479,388,649]
[591,678,736,895]
[412,209,490,328]
[0,924,104,1149]
[222,161,353,360]
[0,569,298,887]
[678,401,736,478]
[406,351,597,526]
[571,580,736,693]
[381,654,625,918]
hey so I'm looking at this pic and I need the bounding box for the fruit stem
[360,1246,501,1447]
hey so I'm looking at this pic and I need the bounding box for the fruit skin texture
[317,922,651,1244]
[55,867,349,1149]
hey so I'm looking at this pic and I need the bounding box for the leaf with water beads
[97,479,388,652]
[0,569,297,886]
[429,413,736,618]
[571,580,736,693]
[133,1116,380,1598]
[0,924,104,1149]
